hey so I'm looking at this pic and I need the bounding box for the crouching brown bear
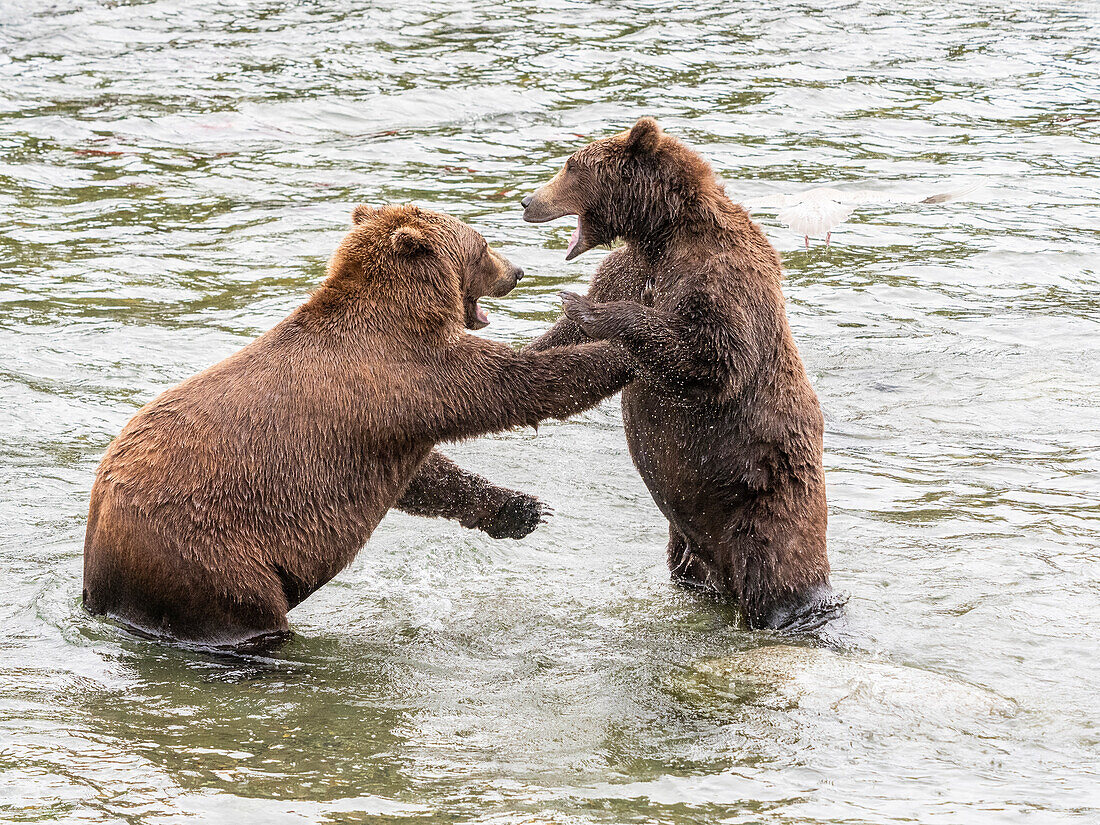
[84,204,633,650]
[522,118,846,633]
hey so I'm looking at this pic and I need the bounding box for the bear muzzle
[521,189,570,224]
[522,187,593,259]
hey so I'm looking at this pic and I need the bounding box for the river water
[1,1,1098,822]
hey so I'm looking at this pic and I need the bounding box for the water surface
[1,0,1098,822]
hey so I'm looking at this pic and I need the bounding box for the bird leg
[804,235,810,249]
[826,232,831,248]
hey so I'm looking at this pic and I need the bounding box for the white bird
[744,183,980,248]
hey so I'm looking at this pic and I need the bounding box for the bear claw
[560,291,597,330]
[480,492,548,540]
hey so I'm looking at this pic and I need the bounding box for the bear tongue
[566,223,580,257]
[475,302,489,325]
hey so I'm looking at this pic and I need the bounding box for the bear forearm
[508,342,635,426]
[589,303,745,393]
[586,303,706,382]
[593,302,674,349]
[394,450,545,539]
[427,340,634,442]
[394,450,505,523]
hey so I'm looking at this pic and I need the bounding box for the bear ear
[624,117,662,154]
[391,225,432,256]
[352,204,379,225]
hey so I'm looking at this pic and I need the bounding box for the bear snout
[521,193,544,222]
[521,190,567,224]
[488,267,522,298]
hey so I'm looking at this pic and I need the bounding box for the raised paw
[559,290,604,338]
[480,492,549,540]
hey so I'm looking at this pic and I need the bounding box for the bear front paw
[560,291,605,338]
[480,493,549,540]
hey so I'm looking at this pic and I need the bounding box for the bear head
[521,117,719,259]
[330,204,523,331]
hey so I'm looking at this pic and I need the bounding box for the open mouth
[566,219,581,258]
[564,215,587,261]
[465,298,490,330]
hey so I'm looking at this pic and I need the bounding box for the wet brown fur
[83,205,633,649]
[523,119,844,631]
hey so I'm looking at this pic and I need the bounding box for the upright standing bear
[84,205,633,650]
[522,118,846,632]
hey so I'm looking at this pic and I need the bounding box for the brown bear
[83,204,633,650]
[521,118,845,632]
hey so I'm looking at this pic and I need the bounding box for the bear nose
[514,267,524,281]
[521,195,532,209]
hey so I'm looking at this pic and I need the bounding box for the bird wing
[918,184,981,204]
[742,183,980,209]
[819,183,982,206]
[742,191,805,209]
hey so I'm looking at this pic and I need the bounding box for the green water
[2,1,1098,822]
